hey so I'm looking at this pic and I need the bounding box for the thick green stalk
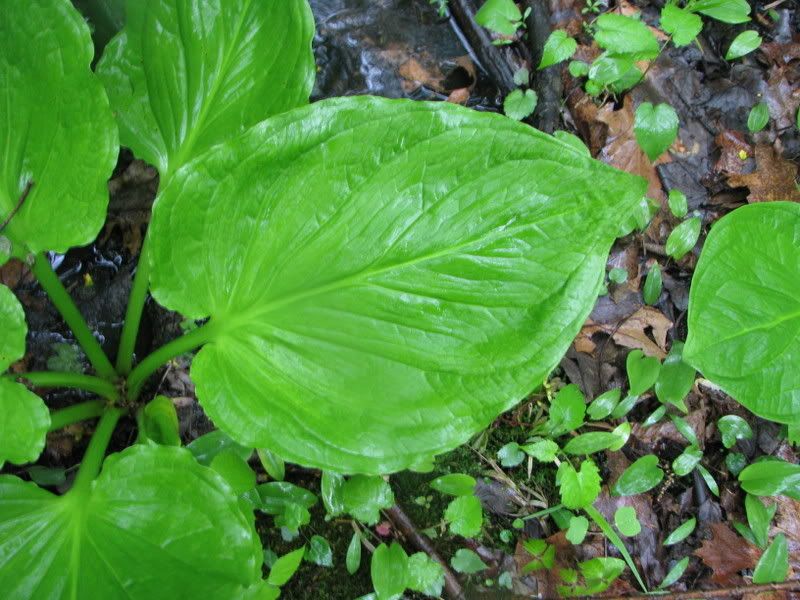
[115,235,152,375]
[48,400,106,432]
[19,371,118,401]
[70,407,123,494]
[30,253,117,380]
[126,321,218,401]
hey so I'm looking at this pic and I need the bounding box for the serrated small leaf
[614,506,641,537]
[659,557,689,588]
[429,473,476,497]
[547,384,587,436]
[566,515,589,544]
[558,460,601,509]
[655,342,696,409]
[747,102,770,133]
[346,532,362,575]
[613,454,664,496]
[474,0,523,36]
[753,534,788,584]
[450,548,486,574]
[668,189,688,218]
[626,350,661,396]
[635,102,679,161]
[725,30,762,61]
[343,476,395,525]
[407,552,445,597]
[522,439,559,462]
[371,543,408,600]
[660,3,702,46]
[666,217,701,260]
[504,89,538,121]
[587,388,622,420]
[539,30,577,69]
[444,495,483,538]
[664,517,696,546]
[643,263,663,305]
[594,14,660,60]
[568,60,590,77]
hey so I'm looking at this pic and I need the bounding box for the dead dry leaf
[727,145,800,203]
[695,522,761,586]
[714,130,753,176]
[577,306,673,358]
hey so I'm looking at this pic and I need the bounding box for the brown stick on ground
[383,504,465,600]
[596,579,800,600]
[524,0,563,133]
[447,0,520,95]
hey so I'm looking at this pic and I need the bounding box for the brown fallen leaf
[695,522,761,586]
[632,406,706,448]
[764,65,800,132]
[577,306,673,358]
[714,130,753,176]
[727,145,800,203]
[446,87,470,105]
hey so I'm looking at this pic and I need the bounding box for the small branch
[598,579,800,600]
[383,504,465,600]
[523,0,562,133]
[447,0,519,94]
[0,180,33,233]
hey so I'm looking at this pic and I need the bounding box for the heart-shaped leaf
[684,203,800,424]
[97,0,315,179]
[0,0,117,261]
[149,97,646,474]
[0,285,49,467]
[0,445,269,598]
[634,102,679,161]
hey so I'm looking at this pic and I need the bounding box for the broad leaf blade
[150,97,647,474]
[0,0,117,259]
[0,445,266,598]
[97,0,315,178]
[684,202,800,423]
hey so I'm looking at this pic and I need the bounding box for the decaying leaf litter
[0,0,798,598]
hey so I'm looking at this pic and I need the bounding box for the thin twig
[0,180,34,233]
[383,504,465,600]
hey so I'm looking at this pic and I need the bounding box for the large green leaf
[0,445,270,599]
[97,0,315,180]
[0,284,50,467]
[0,0,117,261]
[149,97,646,474]
[684,202,800,423]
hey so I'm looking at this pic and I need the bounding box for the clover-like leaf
[684,203,800,424]
[0,0,117,261]
[149,97,646,474]
[97,0,315,180]
[0,285,50,467]
[0,445,269,599]
[660,3,703,47]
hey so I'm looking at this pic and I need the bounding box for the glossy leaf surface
[539,30,577,69]
[97,0,315,178]
[0,445,267,599]
[634,102,679,161]
[613,454,663,496]
[0,285,49,467]
[684,203,800,423]
[0,0,117,260]
[149,96,645,474]
[660,3,702,47]
[739,459,800,499]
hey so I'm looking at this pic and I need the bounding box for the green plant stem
[126,321,218,401]
[115,235,152,375]
[585,504,648,592]
[70,407,122,495]
[30,253,117,380]
[523,503,564,520]
[48,400,106,432]
[18,371,118,401]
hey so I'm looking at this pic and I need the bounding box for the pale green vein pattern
[97,0,315,179]
[0,284,49,467]
[685,202,800,423]
[0,446,268,599]
[149,97,646,474]
[0,0,117,261]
